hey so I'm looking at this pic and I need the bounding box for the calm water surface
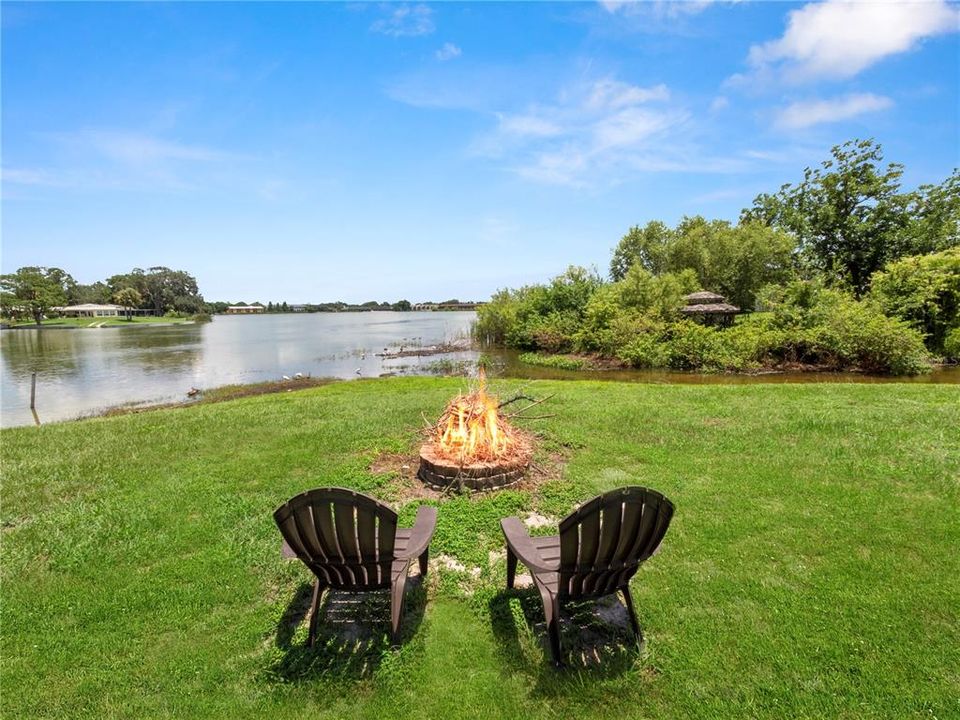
[1,312,476,427]
[2,311,957,428]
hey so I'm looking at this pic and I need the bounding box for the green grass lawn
[2,378,958,719]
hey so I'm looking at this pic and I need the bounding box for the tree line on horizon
[0,260,481,324]
[475,139,959,375]
[206,298,475,313]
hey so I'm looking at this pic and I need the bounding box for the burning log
[418,368,533,491]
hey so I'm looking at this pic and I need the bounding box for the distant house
[679,291,740,327]
[59,303,124,318]
[290,305,308,312]
[225,305,265,314]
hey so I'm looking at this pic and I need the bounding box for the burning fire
[432,368,527,464]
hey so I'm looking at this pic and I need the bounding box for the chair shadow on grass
[264,575,426,683]
[488,585,647,692]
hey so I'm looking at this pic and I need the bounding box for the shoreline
[514,349,955,378]
[1,320,196,330]
[6,362,959,430]
[89,376,336,420]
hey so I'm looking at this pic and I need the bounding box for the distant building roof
[60,303,125,310]
[227,305,264,309]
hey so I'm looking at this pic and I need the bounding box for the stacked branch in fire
[429,368,532,466]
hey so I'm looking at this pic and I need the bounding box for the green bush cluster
[474,141,958,376]
[944,328,960,360]
[476,273,932,375]
[869,247,960,356]
[474,266,602,351]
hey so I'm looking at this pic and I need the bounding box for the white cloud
[586,79,669,109]
[599,0,728,18]
[747,0,959,82]
[497,114,564,138]
[370,4,435,38]
[592,106,676,150]
[435,42,461,61]
[472,78,701,186]
[6,130,246,193]
[776,93,894,129]
[66,130,230,165]
[709,96,729,112]
[2,168,67,187]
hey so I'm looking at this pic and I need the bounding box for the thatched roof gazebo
[680,291,740,327]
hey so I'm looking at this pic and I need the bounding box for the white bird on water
[355,368,362,375]
[282,375,291,381]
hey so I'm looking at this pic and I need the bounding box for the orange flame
[433,368,521,464]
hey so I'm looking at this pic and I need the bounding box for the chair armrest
[500,516,559,573]
[395,505,438,561]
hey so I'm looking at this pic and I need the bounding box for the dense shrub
[751,282,930,374]
[474,266,601,349]
[518,311,581,353]
[663,321,732,371]
[615,332,671,369]
[574,269,693,355]
[869,248,960,354]
[478,275,930,375]
[944,328,960,361]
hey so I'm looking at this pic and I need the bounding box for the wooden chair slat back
[557,486,674,598]
[274,488,398,589]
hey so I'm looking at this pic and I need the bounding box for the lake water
[0,312,477,427]
[2,311,957,428]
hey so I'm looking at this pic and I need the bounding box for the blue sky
[2,1,958,303]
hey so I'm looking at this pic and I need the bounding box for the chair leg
[419,548,429,577]
[538,585,563,667]
[390,570,409,645]
[506,546,518,589]
[621,585,642,641]
[307,579,325,647]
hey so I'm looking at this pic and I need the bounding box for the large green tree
[67,281,111,305]
[0,267,74,325]
[742,139,957,296]
[609,216,795,310]
[610,221,673,280]
[901,170,960,257]
[107,267,202,315]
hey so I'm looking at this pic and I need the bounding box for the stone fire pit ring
[418,443,530,491]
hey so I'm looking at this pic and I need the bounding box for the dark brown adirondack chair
[501,486,675,666]
[274,487,437,645]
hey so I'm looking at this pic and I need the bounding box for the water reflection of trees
[110,326,203,374]
[0,330,83,380]
[0,325,204,382]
